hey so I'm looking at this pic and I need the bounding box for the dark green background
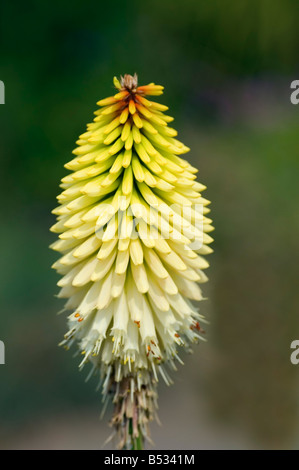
[0,0,299,449]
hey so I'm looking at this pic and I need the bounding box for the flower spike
[51,74,214,449]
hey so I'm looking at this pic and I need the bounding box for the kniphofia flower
[51,74,213,449]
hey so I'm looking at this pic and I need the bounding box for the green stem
[129,419,143,450]
[134,432,143,450]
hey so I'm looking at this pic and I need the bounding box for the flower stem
[129,419,143,450]
[134,432,143,450]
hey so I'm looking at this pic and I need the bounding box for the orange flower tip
[101,102,124,115]
[135,95,152,107]
[96,97,117,107]
[137,85,164,96]
[114,90,129,100]
[138,85,164,91]
[151,103,169,112]
[119,108,129,124]
[129,100,136,114]
[174,333,180,338]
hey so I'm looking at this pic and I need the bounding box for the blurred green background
[0,0,299,449]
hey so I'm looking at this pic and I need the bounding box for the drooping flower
[51,74,213,449]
